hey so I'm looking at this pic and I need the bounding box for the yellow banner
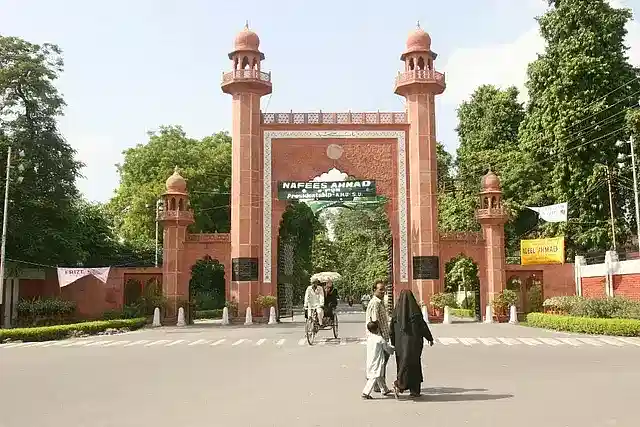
[520,237,565,265]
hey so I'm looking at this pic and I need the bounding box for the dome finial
[245,20,249,29]
[174,165,179,174]
[416,20,420,29]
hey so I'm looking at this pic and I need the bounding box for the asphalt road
[1,313,638,427]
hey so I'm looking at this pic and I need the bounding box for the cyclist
[324,279,339,322]
[304,279,325,326]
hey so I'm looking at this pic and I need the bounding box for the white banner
[57,267,111,288]
[526,202,568,223]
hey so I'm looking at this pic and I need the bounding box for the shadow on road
[407,386,513,402]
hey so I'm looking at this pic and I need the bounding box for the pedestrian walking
[361,321,394,399]
[390,290,434,398]
[365,280,391,392]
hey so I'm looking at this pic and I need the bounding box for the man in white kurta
[304,280,325,326]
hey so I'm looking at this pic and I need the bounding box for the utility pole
[0,146,11,317]
[629,136,640,253]
[606,166,617,251]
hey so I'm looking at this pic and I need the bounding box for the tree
[108,126,232,249]
[436,142,454,192]
[0,35,88,265]
[517,0,640,256]
[439,85,525,235]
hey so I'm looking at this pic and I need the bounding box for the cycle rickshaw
[304,272,341,345]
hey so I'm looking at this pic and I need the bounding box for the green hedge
[526,313,640,336]
[194,309,224,319]
[450,308,474,318]
[0,318,147,343]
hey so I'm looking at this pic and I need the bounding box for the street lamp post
[0,146,25,328]
[617,138,640,253]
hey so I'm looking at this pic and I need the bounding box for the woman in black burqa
[390,290,434,398]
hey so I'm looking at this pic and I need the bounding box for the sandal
[361,394,373,400]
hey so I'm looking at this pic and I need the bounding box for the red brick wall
[581,277,606,298]
[505,263,575,298]
[613,274,640,300]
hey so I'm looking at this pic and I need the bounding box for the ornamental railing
[158,210,194,222]
[261,111,407,125]
[439,232,484,244]
[475,207,509,220]
[395,69,445,86]
[222,69,271,84]
[186,233,230,243]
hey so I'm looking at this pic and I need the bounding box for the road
[1,313,639,427]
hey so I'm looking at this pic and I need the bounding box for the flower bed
[0,318,147,343]
[450,308,474,318]
[526,313,640,337]
[542,296,640,319]
[194,309,224,319]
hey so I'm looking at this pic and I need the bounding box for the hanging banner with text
[520,237,565,266]
[277,180,377,201]
[57,267,111,288]
[526,202,568,223]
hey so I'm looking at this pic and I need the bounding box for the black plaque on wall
[232,257,259,281]
[412,256,440,280]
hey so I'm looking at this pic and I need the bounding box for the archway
[190,256,226,320]
[444,254,480,315]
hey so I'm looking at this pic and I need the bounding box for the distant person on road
[323,279,339,321]
[390,290,434,398]
[365,280,391,392]
[361,320,394,399]
[304,279,325,326]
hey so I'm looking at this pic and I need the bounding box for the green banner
[277,180,376,201]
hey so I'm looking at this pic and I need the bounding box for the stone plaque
[232,258,259,282]
[412,256,439,280]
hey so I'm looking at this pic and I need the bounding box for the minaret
[159,167,195,323]
[476,170,508,317]
[394,24,446,306]
[221,24,272,315]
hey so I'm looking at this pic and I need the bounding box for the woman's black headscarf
[394,290,423,333]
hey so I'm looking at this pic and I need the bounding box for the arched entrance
[444,254,480,313]
[190,256,226,315]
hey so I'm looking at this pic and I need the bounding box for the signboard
[412,256,440,280]
[232,258,259,281]
[520,237,565,265]
[277,180,376,201]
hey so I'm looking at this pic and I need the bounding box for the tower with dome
[157,24,509,323]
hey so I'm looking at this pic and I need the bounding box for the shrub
[225,300,238,317]
[430,292,457,310]
[460,294,476,311]
[101,305,144,320]
[16,298,77,327]
[0,318,147,342]
[492,289,518,313]
[526,312,640,337]
[193,290,225,311]
[450,308,474,318]
[542,296,640,319]
[527,284,543,313]
[194,309,224,319]
[256,295,277,308]
[542,296,584,314]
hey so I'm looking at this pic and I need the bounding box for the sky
[1,0,639,203]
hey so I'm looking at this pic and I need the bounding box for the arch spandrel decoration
[263,130,408,283]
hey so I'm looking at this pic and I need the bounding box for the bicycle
[304,308,339,345]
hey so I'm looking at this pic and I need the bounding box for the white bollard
[152,307,161,327]
[508,305,519,324]
[443,306,452,324]
[422,305,430,324]
[268,306,277,325]
[221,307,230,325]
[244,307,253,325]
[176,307,186,327]
[484,305,494,324]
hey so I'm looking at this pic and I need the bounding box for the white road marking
[298,339,307,346]
[145,340,171,347]
[478,338,499,346]
[518,338,542,346]
[211,339,227,346]
[123,340,149,347]
[166,340,185,346]
[104,341,129,347]
[188,339,209,346]
[497,338,520,346]
[359,338,367,345]
[276,339,285,346]
[232,339,247,346]
[557,338,581,346]
[63,340,95,347]
[577,338,603,346]
[4,342,30,348]
[255,339,266,346]
[437,338,459,345]
[86,341,112,347]
[538,338,563,346]
[458,338,478,346]
[339,338,347,346]
[615,337,640,346]
[598,337,624,347]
